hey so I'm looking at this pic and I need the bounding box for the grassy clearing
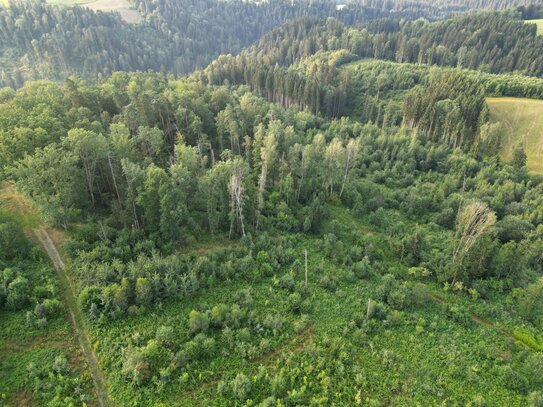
[525,19,543,35]
[85,205,531,405]
[0,182,41,232]
[486,97,543,173]
[47,0,93,4]
[85,0,141,23]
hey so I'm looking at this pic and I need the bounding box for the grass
[0,183,95,405]
[0,182,41,231]
[47,0,94,4]
[525,19,543,35]
[0,0,142,23]
[486,97,543,173]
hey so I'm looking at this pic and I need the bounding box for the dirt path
[34,227,112,407]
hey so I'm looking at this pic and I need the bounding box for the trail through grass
[1,182,112,407]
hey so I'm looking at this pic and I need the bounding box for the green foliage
[0,218,30,261]
[188,310,209,334]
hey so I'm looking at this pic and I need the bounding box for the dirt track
[34,227,112,407]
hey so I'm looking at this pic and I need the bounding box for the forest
[1,0,543,406]
[2,0,543,88]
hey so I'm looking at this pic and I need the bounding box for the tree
[159,164,191,242]
[512,146,527,170]
[452,201,496,282]
[137,164,168,233]
[188,310,209,334]
[229,159,248,238]
[256,127,278,229]
[340,138,360,197]
[135,277,153,308]
[10,145,83,228]
[66,128,109,207]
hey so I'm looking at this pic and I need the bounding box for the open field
[525,19,543,35]
[1,0,140,23]
[487,97,543,173]
[84,0,141,23]
[48,0,141,23]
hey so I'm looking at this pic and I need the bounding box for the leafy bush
[188,310,209,334]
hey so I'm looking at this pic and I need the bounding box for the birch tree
[452,201,496,282]
[229,159,247,238]
[339,138,361,198]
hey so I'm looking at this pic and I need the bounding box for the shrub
[42,298,62,317]
[188,310,209,334]
[0,221,30,261]
[6,275,31,310]
[278,273,296,291]
[210,303,230,328]
[527,391,543,407]
[155,326,175,349]
[319,274,337,292]
[447,304,471,325]
[231,373,251,400]
[353,257,372,279]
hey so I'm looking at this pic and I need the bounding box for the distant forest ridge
[0,0,542,88]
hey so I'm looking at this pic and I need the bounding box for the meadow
[0,0,140,23]
[487,97,543,173]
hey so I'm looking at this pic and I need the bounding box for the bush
[0,221,30,261]
[188,310,209,334]
[527,391,543,407]
[278,273,295,291]
[155,326,176,349]
[231,373,251,400]
[6,275,31,310]
[353,257,372,279]
[319,274,337,292]
[42,298,62,317]
[287,292,303,314]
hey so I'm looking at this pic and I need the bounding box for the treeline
[242,12,543,78]
[2,0,541,88]
[199,49,543,138]
[403,70,487,148]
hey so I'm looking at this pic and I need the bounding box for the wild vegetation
[2,0,543,405]
[0,186,94,406]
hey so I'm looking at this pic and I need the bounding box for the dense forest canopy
[3,67,543,405]
[240,11,543,77]
[1,0,542,89]
[360,0,543,18]
[0,0,389,88]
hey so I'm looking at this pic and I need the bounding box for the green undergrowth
[86,205,538,406]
